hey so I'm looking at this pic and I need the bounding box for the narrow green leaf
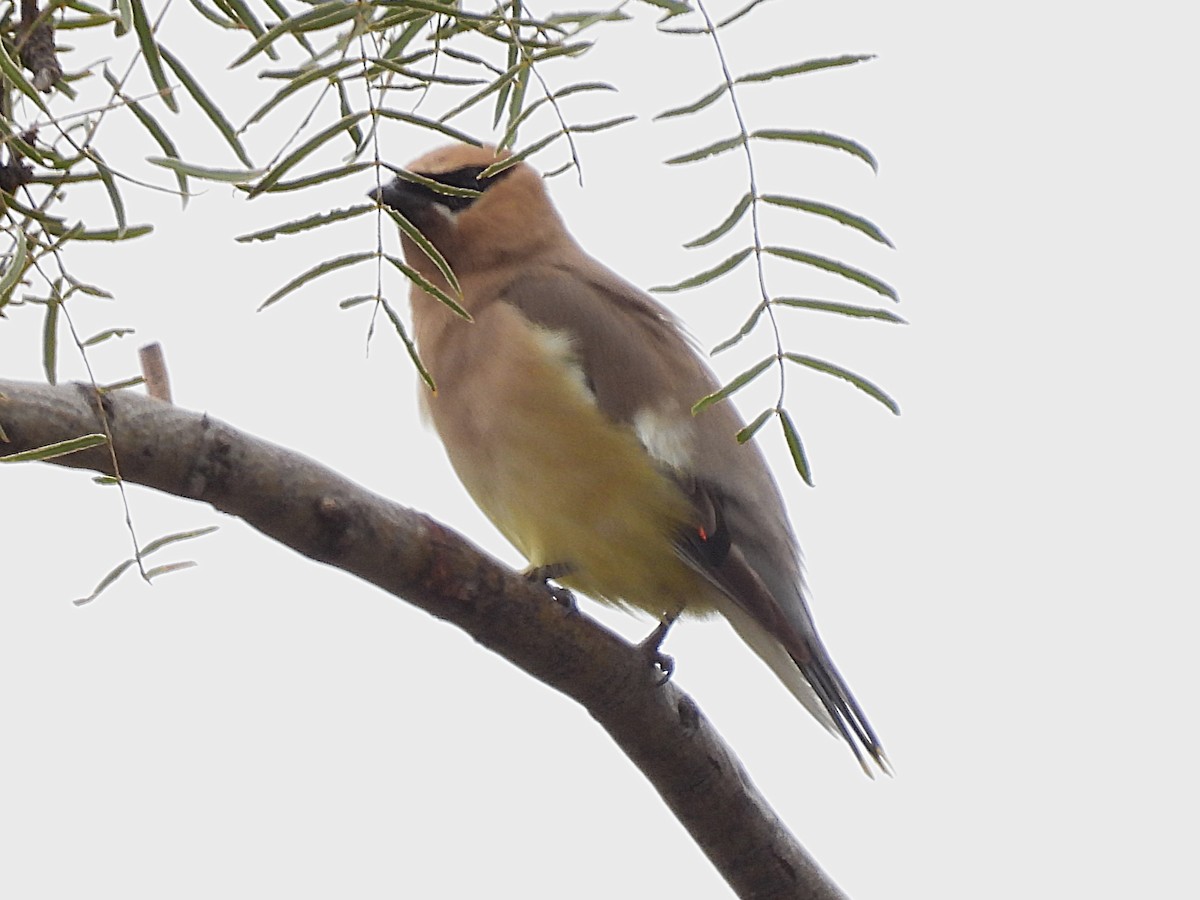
[765,246,897,300]
[244,161,370,194]
[148,157,264,183]
[229,1,358,68]
[2,194,64,236]
[736,408,773,444]
[0,229,28,308]
[774,297,906,323]
[73,525,217,604]
[0,433,107,463]
[397,0,572,29]
[752,129,877,171]
[652,247,751,293]
[547,8,631,26]
[711,301,768,355]
[368,57,484,87]
[685,192,751,248]
[382,13,433,60]
[37,150,85,179]
[338,294,375,310]
[691,356,773,415]
[217,0,279,60]
[129,0,178,111]
[654,84,726,121]
[495,38,520,131]
[638,0,692,15]
[570,115,636,134]
[548,80,617,100]
[260,60,362,127]
[145,561,199,580]
[259,251,375,310]
[778,409,813,486]
[664,135,743,165]
[479,132,558,178]
[159,46,253,167]
[61,11,119,29]
[43,298,60,385]
[52,224,153,242]
[74,558,136,605]
[372,8,427,30]
[439,46,506,76]
[737,54,875,84]
[65,279,114,299]
[659,0,767,33]
[543,161,575,179]
[249,111,370,197]
[785,353,900,414]
[373,108,479,146]
[187,0,237,28]
[91,149,127,237]
[83,327,136,347]
[139,525,219,555]
[371,5,426,26]
[384,254,470,321]
[439,63,521,124]
[236,204,373,243]
[761,194,893,246]
[506,61,531,136]
[57,81,79,103]
[1,195,66,231]
[334,79,362,150]
[498,81,616,150]
[718,0,771,27]
[381,207,461,298]
[100,376,145,392]
[114,0,134,34]
[529,42,593,63]
[261,0,324,48]
[103,67,187,200]
[379,297,435,391]
[391,0,505,22]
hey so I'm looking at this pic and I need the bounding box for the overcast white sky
[2,2,1197,898]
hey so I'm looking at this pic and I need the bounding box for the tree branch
[0,378,849,900]
[17,0,63,93]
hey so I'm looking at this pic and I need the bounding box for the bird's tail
[723,602,891,777]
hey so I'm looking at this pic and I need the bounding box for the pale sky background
[2,2,1196,898]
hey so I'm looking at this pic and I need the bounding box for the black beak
[368,179,408,211]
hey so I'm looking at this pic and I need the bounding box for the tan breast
[419,298,712,615]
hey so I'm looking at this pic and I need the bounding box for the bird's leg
[523,562,577,610]
[638,612,679,685]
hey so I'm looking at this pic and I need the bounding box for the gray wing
[497,259,800,584]
[499,259,887,772]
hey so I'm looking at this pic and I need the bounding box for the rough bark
[0,378,849,900]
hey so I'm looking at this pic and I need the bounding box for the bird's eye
[405,164,515,213]
[431,164,513,194]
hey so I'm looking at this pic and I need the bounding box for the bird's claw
[638,615,678,685]
[523,562,577,611]
[645,647,675,685]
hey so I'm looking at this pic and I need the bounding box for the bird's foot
[523,562,577,611]
[638,614,678,685]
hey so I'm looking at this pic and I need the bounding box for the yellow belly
[424,304,705,616]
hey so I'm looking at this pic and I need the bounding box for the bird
[370,142,888,775]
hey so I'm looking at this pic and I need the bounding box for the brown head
[370,144,569,281]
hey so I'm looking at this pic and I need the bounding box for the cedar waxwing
[370,144,888,774]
